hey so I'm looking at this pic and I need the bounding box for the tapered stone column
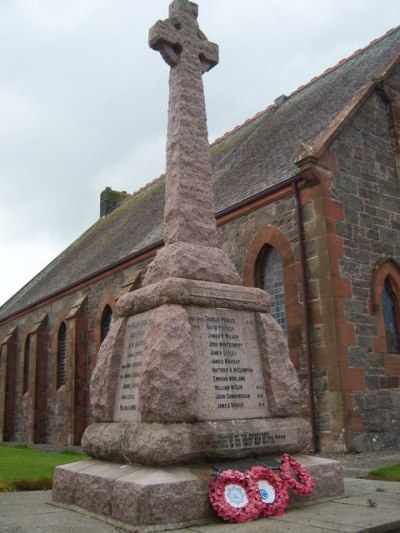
[144,0,240,285]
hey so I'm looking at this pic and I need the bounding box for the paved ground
[0,451,399,532]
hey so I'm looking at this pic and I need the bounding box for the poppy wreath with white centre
[280,454,315,496]
[246,465,289,517]
[208,469,263,523]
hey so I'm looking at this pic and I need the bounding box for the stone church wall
[217,195,313,421]
[1,195,305,445]
[331,80,400,450]
[2,79,400,451]
[0,268,137,444]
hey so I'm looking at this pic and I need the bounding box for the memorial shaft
[149,0,219,247]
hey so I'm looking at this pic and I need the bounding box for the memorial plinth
[81,277,310,465]
[52,0,344,528]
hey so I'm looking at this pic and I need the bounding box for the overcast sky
[0,0,398,307]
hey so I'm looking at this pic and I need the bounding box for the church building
[1,26,400,453]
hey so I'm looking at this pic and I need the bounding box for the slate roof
[1,26,400,321]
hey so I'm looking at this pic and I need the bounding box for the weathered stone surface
[112,468,211,525]
[110,483,141,526]
[113,312,150,423]
[139,304,198,422]
[90,318,127,422]
[74,463,125,516]
[288,455,344,503]
[81,422,128,463]
[257,313,301,416]
[52,460,93,504]
[116,277,270,317]
[142,242,241,286]
[52,456,343,529]
[149,0,219,248]
[82,417,310,465]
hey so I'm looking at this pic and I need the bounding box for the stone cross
[149,0,219,248]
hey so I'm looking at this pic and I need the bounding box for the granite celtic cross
[149,0,219,247]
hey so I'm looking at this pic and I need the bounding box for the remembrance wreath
[208,469,262,523]
[246,465,289,517]
[280,454,315,495]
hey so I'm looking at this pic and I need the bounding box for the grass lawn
[367,463,400,482]
[0,445,88,491]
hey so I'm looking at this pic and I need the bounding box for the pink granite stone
[149,0,219,248]
[81,422,128,462]
[90,318,127,422]
[142,242,241,286]
[82,417,310,466]
[145,1,242,286]
[72,462,142,517]
[139,304,199,422]
[53,457,343,529]
[111,465,212,525]
[257,312,301,416]
[52,460,93,504]
[135,479,212,525]
[117,277,269,317]
[288,455,344,503]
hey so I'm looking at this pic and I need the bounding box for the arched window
[57,322,67,389]
[258,245,287,335]
[100,305,114,343]
[23,335,30,394]
[381,277,400,354]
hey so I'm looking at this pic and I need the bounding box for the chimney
[100,187,129,217]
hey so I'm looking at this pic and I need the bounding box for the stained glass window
[258,245,287,335]
[382,277,400,354]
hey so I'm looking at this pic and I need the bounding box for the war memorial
[52,1,343,528]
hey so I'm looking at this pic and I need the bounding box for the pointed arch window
[100,305,114,343]
[258,245,287,335]
[23,335,30,394]
[57,322,67,389]
[381,277,400,354]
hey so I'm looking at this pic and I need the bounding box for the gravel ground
[318,448,400,475]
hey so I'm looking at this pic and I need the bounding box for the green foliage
[0,445,88,490]
[367,463,400,482]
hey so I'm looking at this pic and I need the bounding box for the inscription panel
[188,307,269,420]
[113,311,151,422]
[195,428,297,452]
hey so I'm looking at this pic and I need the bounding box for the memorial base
[52,455,344,531]
[82,417,310,466]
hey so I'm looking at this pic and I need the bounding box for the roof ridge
[211,25,400,148]
[124,173,165,202]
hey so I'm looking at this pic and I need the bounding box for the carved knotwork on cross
[149,0,218,73]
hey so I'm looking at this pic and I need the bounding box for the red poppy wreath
[246,465,289,517]
[208,469,263,523]
[280,454,315,495]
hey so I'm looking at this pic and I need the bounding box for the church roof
[1,26,400,321]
